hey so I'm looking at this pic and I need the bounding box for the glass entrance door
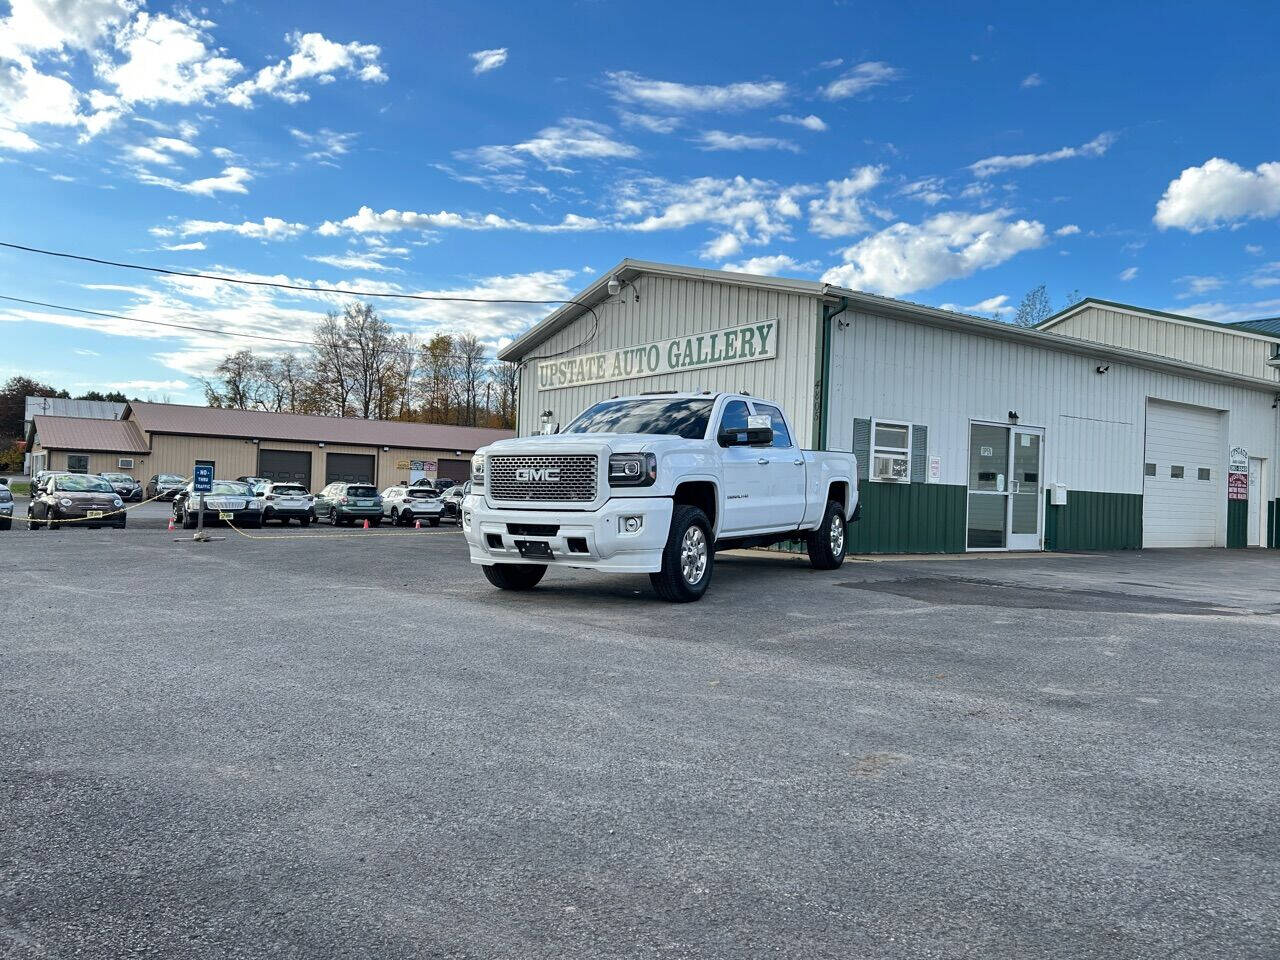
[967,423,1044,550]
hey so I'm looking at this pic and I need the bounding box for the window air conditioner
[873,454,908,481]
[118,458,134,469]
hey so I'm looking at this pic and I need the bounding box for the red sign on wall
[1227,471,1248,501]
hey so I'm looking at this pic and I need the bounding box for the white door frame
[1248,457,1266,547]
[965,420,1047,552]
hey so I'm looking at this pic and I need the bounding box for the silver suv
[260,482,315,525]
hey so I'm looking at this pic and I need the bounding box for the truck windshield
[562,397,714,439]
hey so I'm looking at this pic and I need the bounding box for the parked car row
[4,471,470,531]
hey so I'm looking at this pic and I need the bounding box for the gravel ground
[1,528,1278,959]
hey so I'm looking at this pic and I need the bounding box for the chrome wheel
[829,512,845,556]
[680,525,708,585]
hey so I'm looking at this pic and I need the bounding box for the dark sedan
[100,472,144,502]
[28,474,127,529]
[147,474,188,501]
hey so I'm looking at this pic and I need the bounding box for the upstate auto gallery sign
[536,320,778,391]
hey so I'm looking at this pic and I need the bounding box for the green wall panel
[1043,490,1143,551]
[1269,500,1277,549]
[1226,499,1248,549]
[846,481,966,554]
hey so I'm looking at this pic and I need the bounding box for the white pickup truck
[462,392,859,602]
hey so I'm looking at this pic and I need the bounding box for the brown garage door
[258,449,312,488]
[325,453,375,485]
[436,457,471,482]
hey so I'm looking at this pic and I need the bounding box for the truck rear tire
[650,504,714,602]
[483,563,547,591]
[806,500,847,570]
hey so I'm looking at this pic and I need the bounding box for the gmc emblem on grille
[514,466,561,483]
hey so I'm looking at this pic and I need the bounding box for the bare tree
[201,349,269,409]
[311,310,354,416]
[416,334,457,424]
[454,333,488,426]
[490,361,519,429]
[341,302,397,419]
[1012,284,1053,327]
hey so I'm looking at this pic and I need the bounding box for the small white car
[260,482,316,525]
[381,485,445,526]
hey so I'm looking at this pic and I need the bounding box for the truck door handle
[757,458,769,465]
[792,458,803,465]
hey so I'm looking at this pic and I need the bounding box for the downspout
[814,290,849,450]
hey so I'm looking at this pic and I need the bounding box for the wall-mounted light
[1008,411,1020,423]
[607,276,621,296]
[318,442,325,448]
[252,438,259,444]
[382,446,389,451]
[1096,364,1110,375]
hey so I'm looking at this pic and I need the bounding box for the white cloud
[124,135,200,166]
[460,118,637,172]
[1245,243,1264,256]
[1153,158,1280,233]
[901,176,949,206]
[606,71,788,111]
[160,216,307,240]
[227,31,385,107]
[776,113,827,131]
[317,205,604,236]
[1118,266,1139,281]
[1175,275,1224,296]
[306,253,398,273]
[939,294,1013,317]
[0,0,138,54]
[970,132,1116,177]
[721,254,818,276]
[617,111,681,134]
[136,164,251,196]
[1054,224,1081,236]
[470,47,508,74]
[104,12,243,105]
[1021,73,1043,88]
[1248,262,1280,288]
[289,127,357,162]
[618,176,808,257]
[818,58,844,70]
[821,208,1048,297]
[162,241,206,251]
[808,165,887,238]
[107,378,189,392]
[697,130,799,153]
[820,61,900,100]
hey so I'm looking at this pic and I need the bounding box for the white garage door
[1143,400,1223,547]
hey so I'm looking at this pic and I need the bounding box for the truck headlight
[471,453,485,484]
[608,453,657,487]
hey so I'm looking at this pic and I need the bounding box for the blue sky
[2,0,1279,401]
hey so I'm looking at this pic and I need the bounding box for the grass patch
[8,481,30,496]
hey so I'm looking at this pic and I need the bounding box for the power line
[0,294,312,345]
[0,292,515,366]
[0,238,603,365]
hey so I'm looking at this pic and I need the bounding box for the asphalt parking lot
[2,524,1278,959]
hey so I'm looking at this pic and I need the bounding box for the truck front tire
[806,500,847,570]
[650,504,714,602]
[483,563,547,591]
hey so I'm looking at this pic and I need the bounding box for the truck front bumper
[463,495,674,574]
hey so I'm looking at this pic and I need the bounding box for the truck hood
[481,433,688,456]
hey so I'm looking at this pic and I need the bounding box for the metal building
[501,260,1280,553]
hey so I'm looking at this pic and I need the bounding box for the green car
[314,482,384,526]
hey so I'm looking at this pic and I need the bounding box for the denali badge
[515,466,561,482]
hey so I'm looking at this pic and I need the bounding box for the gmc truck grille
[488,455,597,503]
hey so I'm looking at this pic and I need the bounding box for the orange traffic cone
[167,517,175,531]
[414,519,421,529]
[363,518,370,529]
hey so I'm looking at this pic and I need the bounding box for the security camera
[607,276,622,297]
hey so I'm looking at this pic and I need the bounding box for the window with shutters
[871,419,911,482]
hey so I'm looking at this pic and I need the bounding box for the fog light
[621,515,643,534]
[462,510,472,532]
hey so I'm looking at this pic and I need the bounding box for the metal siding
[1227,499,1249,548]
[827,311,1277,511]
[515,273,821,444]
[1044,491,1143,551]
[1052,305,1280,382]
[845,481,966,554]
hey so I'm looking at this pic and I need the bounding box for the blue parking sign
[192,464,213,494]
